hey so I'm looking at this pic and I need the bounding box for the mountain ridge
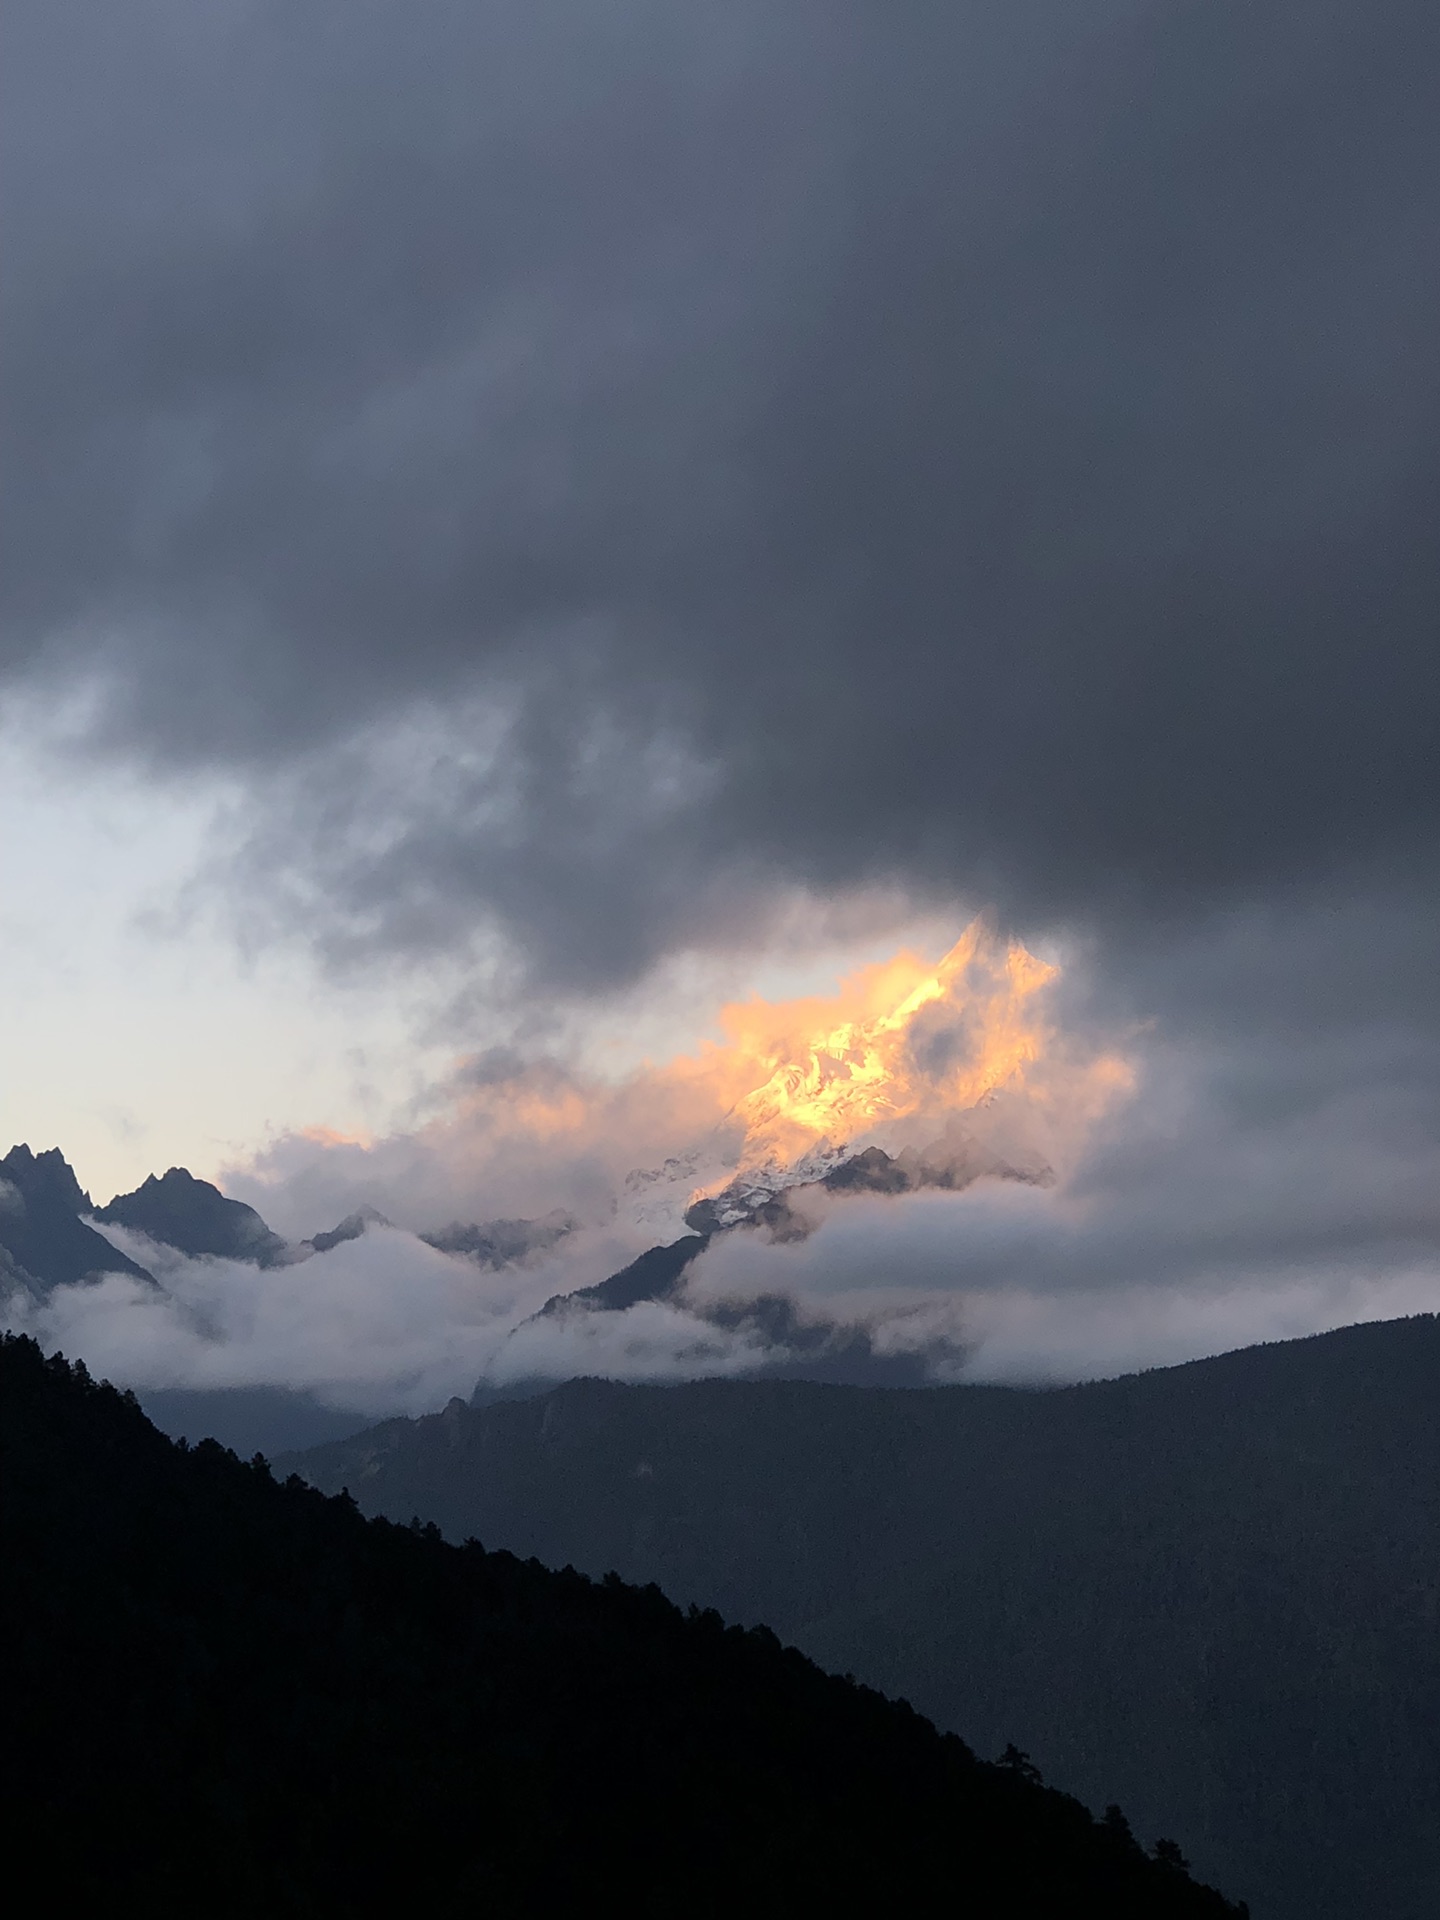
[95,1165,291,1267]
[281,1312,1440,1920]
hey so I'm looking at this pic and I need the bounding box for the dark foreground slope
[0,1337,1239,1919]
[284,1315,1440,1920]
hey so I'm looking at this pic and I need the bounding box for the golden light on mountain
[427,916,1130,1236]
[615,918,1140,1245]
[689,919,1060,1178]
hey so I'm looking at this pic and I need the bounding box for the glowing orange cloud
[670,919,1059,1178]
[297,1124,376,1150]
[346,916,1132,1232]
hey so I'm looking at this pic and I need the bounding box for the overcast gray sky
[4,1,1439,1395]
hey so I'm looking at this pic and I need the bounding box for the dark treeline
[0,1335,1240,1917]
[284,1316,1440,1920]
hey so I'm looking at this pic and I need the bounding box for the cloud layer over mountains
[9,1022,1440,1426]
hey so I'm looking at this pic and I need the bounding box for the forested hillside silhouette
[0,1334,1240,1916]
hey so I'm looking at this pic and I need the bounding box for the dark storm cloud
[3,0,1439,985]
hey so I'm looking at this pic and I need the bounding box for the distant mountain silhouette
[508,1222,963,1387]
[537,1231,710,1316]
[0,1144,154,1294]
[301,1205,391,1254]
[284,1314,1440,1920]
[1,1333,1241,1917]
[96,1166,290,1266]
[421,1209,577,1267]
[500,1142,1043,1382]
[137,1384,373,1455]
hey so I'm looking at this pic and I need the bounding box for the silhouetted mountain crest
[537,1233,709,1321]
[96,1167,290,1266]
[1,1142,91,1212]
[0,1144,155,1294]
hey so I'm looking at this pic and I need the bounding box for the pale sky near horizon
[0,721,439,1200]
